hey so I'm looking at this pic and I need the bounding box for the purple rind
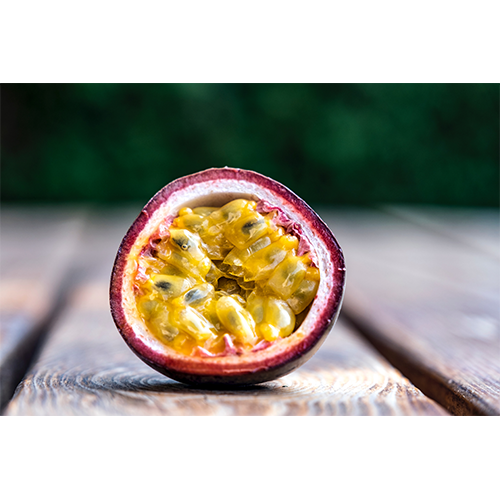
[110,167,345,386]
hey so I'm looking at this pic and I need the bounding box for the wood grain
[0,206,86,409]
[319,208,500,415]
[4,208,447,416]
[4,281,447,416]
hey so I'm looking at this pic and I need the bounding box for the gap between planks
[0,206,89,410]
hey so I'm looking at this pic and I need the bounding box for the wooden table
[1,205,499,416]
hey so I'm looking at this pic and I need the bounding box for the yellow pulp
[134,199,320,356]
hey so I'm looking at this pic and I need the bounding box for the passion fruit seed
[133,199,320,356]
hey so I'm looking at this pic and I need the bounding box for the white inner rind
[121,178,337,365]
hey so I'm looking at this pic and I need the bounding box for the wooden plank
[4,282,448,416]
[0,206,87,409]
[384,205,500,261]
[319,208,500,416]
[4,209,447,416]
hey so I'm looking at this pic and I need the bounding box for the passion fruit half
[110,167,345,386]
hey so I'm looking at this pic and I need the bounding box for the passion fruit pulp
[110,168,345,386]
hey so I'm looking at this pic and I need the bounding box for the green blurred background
[2,83,498,207]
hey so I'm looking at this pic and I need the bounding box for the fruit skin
[110,167,345,386]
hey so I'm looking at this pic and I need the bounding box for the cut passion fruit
[110,168,345,386]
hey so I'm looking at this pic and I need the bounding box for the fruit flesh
[133,199,320,356]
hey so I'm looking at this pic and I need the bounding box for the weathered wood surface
[319,208,500,415]
[0,206,86,409]
[385,205,500,260]
[3,208,447,416]
[5,282,447,416]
